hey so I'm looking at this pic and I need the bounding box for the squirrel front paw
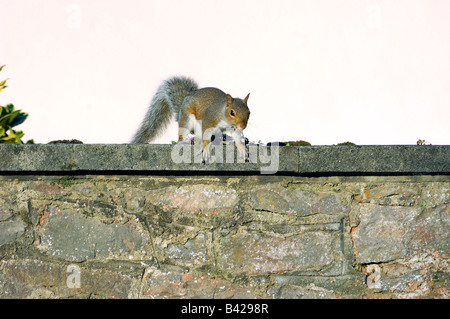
[202,142,211,163]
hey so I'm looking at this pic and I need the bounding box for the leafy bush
[0,65,34,144]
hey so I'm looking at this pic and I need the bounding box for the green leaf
[0,134,17,144]
[0,69,34,143]
[9,112,28,128]
[0,111,21,127]
[8,111,21,126]
[0,113,13,127]
[2,129,24,144]
[0,105,28,129]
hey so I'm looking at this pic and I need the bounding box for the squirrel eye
[230,109,235,117]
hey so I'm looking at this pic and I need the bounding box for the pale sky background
[0,0,449,145]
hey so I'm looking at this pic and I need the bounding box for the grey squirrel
[131,76,250,161]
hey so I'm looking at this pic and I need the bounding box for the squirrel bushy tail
[131,76,198,143]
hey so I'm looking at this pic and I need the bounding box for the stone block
[37,207,150,262]
[268,283,336,299]
[139,268,256,299]
[217,231,334,274]
[273,274,366,298]
[251,187,349,217]
[0,211,13,222]
[0,218,26,247]
[162,233,209,266]
[0,259,138,298]
[352,203,450,264]
[146,184,238,214]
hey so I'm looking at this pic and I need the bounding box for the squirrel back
[181,87,250,133]
[131,76,198,143]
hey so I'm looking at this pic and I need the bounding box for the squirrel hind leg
[178,114,202,142]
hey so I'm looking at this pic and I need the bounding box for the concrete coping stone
[0,144,448,175]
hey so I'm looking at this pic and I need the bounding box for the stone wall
[0,144,448,299]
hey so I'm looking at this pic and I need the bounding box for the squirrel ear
[225,94,233,107]
[244,93,250,104]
